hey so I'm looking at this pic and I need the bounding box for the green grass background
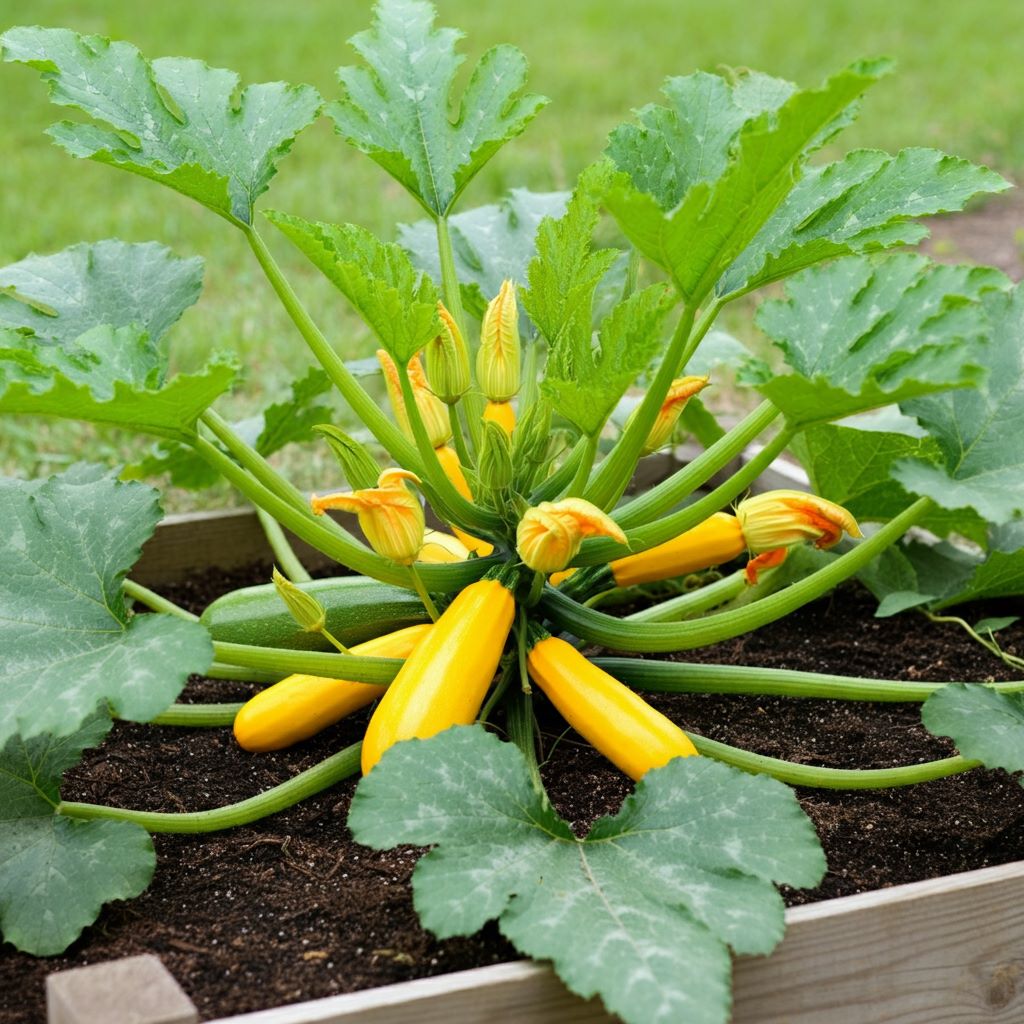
[1,0,1021,507]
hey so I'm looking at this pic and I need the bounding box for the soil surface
[3,563,1024,1023]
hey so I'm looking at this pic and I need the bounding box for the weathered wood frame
[45,462,1024,1023]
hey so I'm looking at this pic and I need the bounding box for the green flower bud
[272,567,326,634]
[477,280,520,402]
[313,424,380,490]
[478,419,514,492]
[425,303,471,404]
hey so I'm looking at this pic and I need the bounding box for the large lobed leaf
[923,684,1024,779]
[2,27,320,225]
[605,60,890,304]
[0,465,212,745]
[747,254,1005,425]
[267,211,440,363]
[350,726,824,1024]
[0,714,155,955]
[328,0,547,217]
[894,282,1024,525]
[0,240,202,346]
[398,188,569,319]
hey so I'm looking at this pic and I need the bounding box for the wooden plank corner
[47,954,198,1024]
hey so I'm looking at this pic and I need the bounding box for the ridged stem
[530,437,588,503]
[151,703,243,727]
[255,507,311,583]
[122,580,198,622]
[623,572,748,623]
[58,743,362,833]
[212,640,401,682]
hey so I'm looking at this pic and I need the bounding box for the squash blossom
[632,375,711,455]
[425,302,470,404]
[311,468,425,566]
[477,279,520,403]
[377,349,451,449]
[736,490,862,583]
[517,498,628,574]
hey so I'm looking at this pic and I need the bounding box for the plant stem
[58,743,362,833]
[212,641,400,683]
[507,691,546,798]
[585,303,697,510]
[595,658,1024,701]
[614,400,781,529]
[448,404,474,468]
[624,571,748,623]
[123,580,199,622]
[479,661,516,723]
[408,565,441,622]
[256,507,311,583]
[690,733,978,789]
[151,703,243,727]
[206,662,284,684]
[541,498,933,651]
[530,437,588,503]
[568,433,599,497]
[924,611,1024,671]
[244,225,418,468]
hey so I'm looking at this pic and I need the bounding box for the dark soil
[3,563,1024,1023]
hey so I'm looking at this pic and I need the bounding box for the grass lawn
[1,0,1022,507]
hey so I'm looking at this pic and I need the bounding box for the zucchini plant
[3,3,1024,1021]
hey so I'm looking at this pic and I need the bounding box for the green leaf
[790,419,988,542]
[605,60,891,304]
[2,27,321,225]
[894,283,1024,525]
[0,465,213,744]
[922,684,1024,778]
[327,0,547,216]
[266,211,440,362]
[0,240,202,346]
[749,254,1004,425]
[720,148,1010,297]
[0,324,236,442]
[398,188,569,318]
[0,713,155,955]
[350,726,824,1024]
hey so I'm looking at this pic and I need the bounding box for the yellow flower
[517,498,628,574]
[425,302,471,403]
[630,375,711,455]
[736,490,862,584]
[377,349,452,449]
[477,280,520,402]
[311,468,425,566]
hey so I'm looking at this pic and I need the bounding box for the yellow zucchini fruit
[609,512,745,587]
[483,399,515,435]
[433,444,495,556]
[527,635,697,780]
[417,529,471,563]
[360,577,515,774]
[233,624,432,752]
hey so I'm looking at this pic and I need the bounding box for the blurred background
[1,0,1022,508]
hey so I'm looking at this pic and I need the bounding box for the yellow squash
[433,444,495,556]
[483,399,515,435]
[527,635,697,780]
[609,512,745,587]
[233,624,432,752]
[360,576,515,774]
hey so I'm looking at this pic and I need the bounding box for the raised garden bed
[4,503,1024,1024]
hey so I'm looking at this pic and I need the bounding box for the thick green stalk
[573,425,794,567]
[448,404,474,468]
[206,662,285,684]
[623,572,747,623]
[691,734,977,789]
[507,690,545,797]
[213,641,400,682]
[530,437,588,503]
[585,303,697,510]
[256,507,311,583]
[59,743,362,833]
[123,580,198,622]
[568,433,600,497]
[193,437,495,591]
[151,703,243,727]
[541,498,933,651]
[593,658,1024,701]
[245,226,418,468]
[614,400,781,529]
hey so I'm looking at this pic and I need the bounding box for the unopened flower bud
[425,303,471,403]
[478,420,514,491]
[517,498,628,574]
[377,349,452,449]
[312,468,425,566]
[313,424,380,490]
[628,375,711,455]
[477,280,520,402]
[272,567,326,633]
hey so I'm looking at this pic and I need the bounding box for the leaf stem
[924,611,1024,672]
[151,703,243,727]
[541,498,933,651]
[256,507,311,583]
[244,225,418,467]
[568,433,600,497]
[58,743,362,833]
[212,640,401,682]
[408,565,441,622]
[623,571,748,623]
[123,580,199,622]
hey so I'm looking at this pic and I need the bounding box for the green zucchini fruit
[200,576,429,651]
